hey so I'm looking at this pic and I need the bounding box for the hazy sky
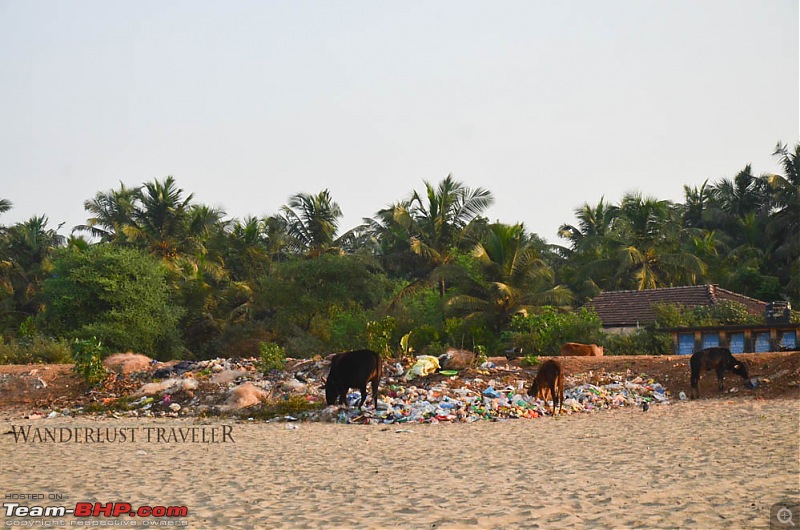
[1,0,797,243]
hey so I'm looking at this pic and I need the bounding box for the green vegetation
[40,245,184,360]
[0,336,72,365]
[258,342,286,372]
[70,337,107,386]
[0,143,796,362]
[521,353,541,367]
[250,395,326,420]
[506,307,603,356]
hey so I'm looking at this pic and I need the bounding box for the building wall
[670,325,799,354]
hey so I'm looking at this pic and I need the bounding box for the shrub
[505,306,603,356]
[327,306,369,352]
[601,329,671,355]
[443,318,497,353]
[71,337,107,386]
[407,324,440,353]
[366,316,396,358]
[284,332,325,358]
[252,395,325,420]
[653,300,760,328]
[0,336,73,365]
[521,353,541,366]
[258,342,286,372]
[40,245,184,359]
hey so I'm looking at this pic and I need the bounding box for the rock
[169,403,181,412]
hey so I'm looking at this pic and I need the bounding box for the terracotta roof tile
[586,285,767,327]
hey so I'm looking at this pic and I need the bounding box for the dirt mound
[103,353,153,375]
[1,352,797,419]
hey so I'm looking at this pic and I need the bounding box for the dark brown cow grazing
[560,342,604,357]
[689,347,749,399]
[528,359,565,415]
[324,349,382,408]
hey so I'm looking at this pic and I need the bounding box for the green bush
[601,329,671,355]
[284,332,325,359]
[327,306,369,352]
[421,341,445,357]
[408,324,440,353]
[521,353,541,366]
[443,317,497,353]
[251,395,325,419]
[366,316,396,358]
[258,342,286,372]
[40,245,184,359]
[71,337,107,386]
[505,306,603,356]
[0,336,73,365]
[652,300,760,328]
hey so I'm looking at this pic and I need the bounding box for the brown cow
[528,359,565,415]
[560,342,604,357]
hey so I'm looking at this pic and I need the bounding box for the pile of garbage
[309,370,670,424]
[34,352,671,423]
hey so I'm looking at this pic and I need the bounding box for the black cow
[689,347,749,399]
[324,349,382,408]
[528,359,565,415]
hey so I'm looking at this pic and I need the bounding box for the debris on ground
[4,351,798,422]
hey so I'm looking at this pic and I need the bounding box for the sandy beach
[2,397,798,529]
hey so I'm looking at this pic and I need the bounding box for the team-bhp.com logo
[4,501,188,524]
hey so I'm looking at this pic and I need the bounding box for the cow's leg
[358,384,368,408]
[716,367,725,391]
[340,388,348,407]
[557,380,563,415]
[690,368,700,399]
[371,377,380,409]
[549,383,556,415]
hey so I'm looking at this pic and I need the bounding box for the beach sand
[2,398,798,529]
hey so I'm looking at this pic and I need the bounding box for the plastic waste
[483,386,501,398]
[405,356,441,380]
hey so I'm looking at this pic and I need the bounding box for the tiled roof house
[586,285,768,332]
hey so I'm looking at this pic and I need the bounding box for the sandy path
[2,398,798,529]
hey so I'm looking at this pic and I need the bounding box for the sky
[0,0,797,244]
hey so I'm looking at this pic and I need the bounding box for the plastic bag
[405,355,441,380]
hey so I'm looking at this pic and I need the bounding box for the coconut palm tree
[558,197,618,250]
[403,175,494,296]
[682,180,712,229]
[613,193,706,289]
[557,198,621,299]
[75,182,140,242]
[280,189,342,257]
[0,216,66,318]
[358,201,427,279]
[766,141,800,301]
[130,176,195,260]
[448,223,571,331]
